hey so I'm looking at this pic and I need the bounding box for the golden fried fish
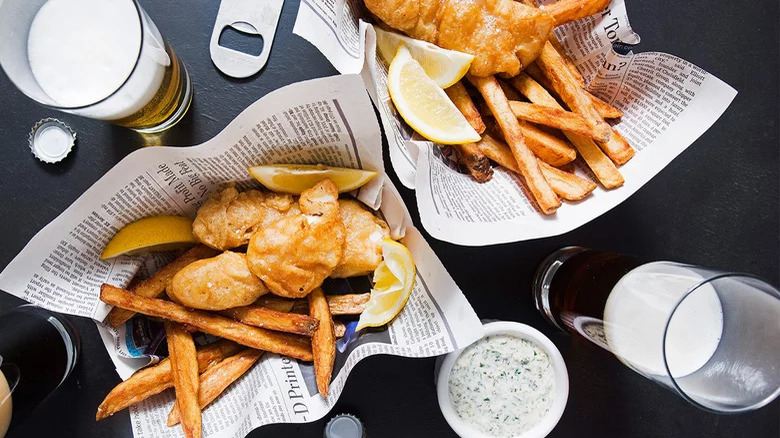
[331,199,391,278]
[246,179,346,298]
[192,186,295,250]
[364,0,555,77]
[168,251,268,311]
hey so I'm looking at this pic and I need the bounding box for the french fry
[535,43,635,164]
[543,0,612,26]
[535,43,612,139]
[107,245,219,327]
[445,81,486,134]
[484,114,576,167]
[548,35,585,88]
[308,288,335,397]
[334,321,347,338]
[599,127,634,165]
[510,73,624,188]
[254,295,295,313]
[508,101,610,142]
[166,322,201,438]
[467,74,560,214]
[168,349,264,426]
[100,284,314,361]
[327,293,370,315]
[221,305,319,336]
[476,134,596,201]
[96,341,241,421]
[588,91,623,119]
[453,143,494,182]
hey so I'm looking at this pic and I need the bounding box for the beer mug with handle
[533,246,780,414]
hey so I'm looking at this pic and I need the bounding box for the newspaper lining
[0,75,482,437]
[293,0,738,245]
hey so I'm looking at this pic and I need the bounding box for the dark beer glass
[0,305,79,437]
[533,246,780,414]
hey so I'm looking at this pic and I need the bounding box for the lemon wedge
[356,239,416,330]
[248,164,377,194]
[388,45,481,145]
[375,27,473,88]
[101,216,197,259]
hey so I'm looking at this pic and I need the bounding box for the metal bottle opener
[209,0,285,78]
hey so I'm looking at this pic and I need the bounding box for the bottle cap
[28,118,76,163]
[323,413,365,438]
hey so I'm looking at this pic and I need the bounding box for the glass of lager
[0,0,192,133]
[533,246,780,414]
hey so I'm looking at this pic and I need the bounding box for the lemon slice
[388,45,481,145]
[375,27,473,88]
[248,164,377,194]
[101,216,197,259]
[356,239,416,330]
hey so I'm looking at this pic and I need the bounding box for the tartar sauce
[448,335,554,437]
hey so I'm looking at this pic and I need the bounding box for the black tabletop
[1,0,778,437]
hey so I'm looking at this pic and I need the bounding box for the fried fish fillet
[331,199,391,278]
[365,0,555,76]
[246,179,346,298]
[168,251,268,311]
[192,186,295,250]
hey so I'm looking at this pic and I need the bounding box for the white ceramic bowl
[436,321,569,438]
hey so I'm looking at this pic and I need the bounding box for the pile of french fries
[96,245,371,438]
[441,0,633,215]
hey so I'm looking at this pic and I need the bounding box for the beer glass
[0,0,192,133]
[0,305,79,437]
[533,246,780,414]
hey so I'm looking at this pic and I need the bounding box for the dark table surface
[1,0,778,437]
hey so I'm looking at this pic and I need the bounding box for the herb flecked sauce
[448,335,554,437]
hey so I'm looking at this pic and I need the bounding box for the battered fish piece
[192,186,294,250]
[365,0,555,77]
[246,179,345,298]
[331,199,391,278]
[168,252,268,311]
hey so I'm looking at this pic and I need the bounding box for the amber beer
[532,246,642,333]
[0,306,79,436]
[107,44,192,131]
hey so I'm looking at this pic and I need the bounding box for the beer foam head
[27,0,142,107]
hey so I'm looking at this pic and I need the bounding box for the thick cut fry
[544,0,612,26]
[445,82,485,134]
[327,294,371,315]
[485,115,576,167]
[100,284,314,361]
[548,35,585,87]
[538,161,597,201]
[467,74,560,214]
[535,43,612,139]
[96,341,241,421]
[168,349,263,426]
[254,295,295,313]
[476,134,596,200]
[510,73,624,188]
[107,245,219,327]
[221,305,319,336]
[308,288,335,397]
[508,101,610,142]
[453,143,494,183]
[588,91,624,119]
[535,43,634,164]
[166,322,201,438]
[599,127,634,165]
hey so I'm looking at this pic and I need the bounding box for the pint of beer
[0,0,192,133]
[533,246,780,413]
